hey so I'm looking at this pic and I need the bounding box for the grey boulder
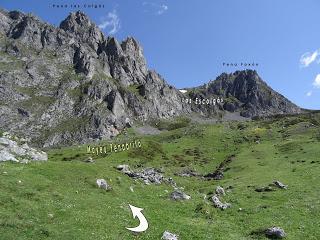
[170,190,191,201]
[212,194,231,210]
[161,231,179,240]
[265,227,286,239]
[96,179,109,190]
[215,186,226,196]
[273,180,288,189]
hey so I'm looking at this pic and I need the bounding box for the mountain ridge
[0,9,302,147]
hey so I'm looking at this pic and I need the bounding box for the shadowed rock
[265,227,286,239]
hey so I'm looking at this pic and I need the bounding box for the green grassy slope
[0,113,319,240]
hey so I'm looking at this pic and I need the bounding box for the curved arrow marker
[126,204,149,232]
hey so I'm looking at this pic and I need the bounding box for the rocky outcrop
[0,133,47,163]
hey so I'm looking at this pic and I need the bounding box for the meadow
[0,113,319,239]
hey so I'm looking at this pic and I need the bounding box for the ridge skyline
[1,1,320,109]
[0,7,313,111]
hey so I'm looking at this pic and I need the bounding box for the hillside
[0,112,319,239]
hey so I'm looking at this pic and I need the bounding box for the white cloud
[98,10,120,34]
[143,2,168,15]
[157,4,168,15]
[306,91,312,97]
[300,49,320,67]
[313,74,320,88]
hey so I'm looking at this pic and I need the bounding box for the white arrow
[126,204,149,233]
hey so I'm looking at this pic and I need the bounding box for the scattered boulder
[170,190,191,201]
[117,165,176,186]
[84,157,95,163]
[161,231,179,240]
[215,186,225,196]
[96,179,110,190]
[273,180,287,189]
[211,194,231,210]
[265,227,286,239]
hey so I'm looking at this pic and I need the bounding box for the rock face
[0,134,47,163]
[0,8,302,147]
[189,70,302,117]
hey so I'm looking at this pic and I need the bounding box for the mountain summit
[0,9,301,147]
[190,70,301,117]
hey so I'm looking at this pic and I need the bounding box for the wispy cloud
[313,74,320,88]
[306,91,312,97]
[300,49,320,67]
[98,10,120,34]
[143,2,168,15]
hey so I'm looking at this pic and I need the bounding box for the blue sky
[1,0,320,109]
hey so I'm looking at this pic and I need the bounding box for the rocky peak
[194,69,302,117]
[60,11,93,31]
[60,11,104,51]
[209,70,267,98]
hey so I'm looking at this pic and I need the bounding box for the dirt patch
[203,154,235,180]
